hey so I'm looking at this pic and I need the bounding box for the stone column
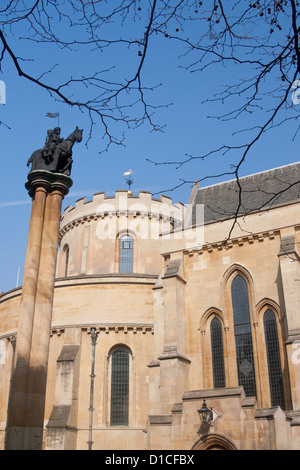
[5,170,72,450]
[5,183,47,450]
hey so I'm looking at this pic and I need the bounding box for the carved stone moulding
[25,170,73,198]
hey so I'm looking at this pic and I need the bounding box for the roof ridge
[191,162,300,225]
[198,161,300,191]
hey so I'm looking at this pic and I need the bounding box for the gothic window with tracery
[231,275,257,397]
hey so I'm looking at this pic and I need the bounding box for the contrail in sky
[0,186,163,209]
[0,200,31,208]
[0,191,97,208]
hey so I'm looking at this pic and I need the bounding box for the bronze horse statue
[27,127,83,176]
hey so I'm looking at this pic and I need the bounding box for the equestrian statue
[27,126,83,176]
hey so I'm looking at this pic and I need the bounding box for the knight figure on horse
[27,127,83,176]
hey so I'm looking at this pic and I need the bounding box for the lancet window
[110,348,130,426]
[210,317,226,388]
[263,309,285,409]
[231,275,257,397]
[119,235,133,273]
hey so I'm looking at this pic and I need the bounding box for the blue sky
[0,4,299,293]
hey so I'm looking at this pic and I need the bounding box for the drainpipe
[88,328,98,451]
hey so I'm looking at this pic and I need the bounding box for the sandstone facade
[0,163,299,450]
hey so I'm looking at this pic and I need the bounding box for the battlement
[60,190,186,231]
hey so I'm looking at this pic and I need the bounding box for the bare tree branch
[0,0,299,229]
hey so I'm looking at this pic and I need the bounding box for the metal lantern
[198,399,213,424]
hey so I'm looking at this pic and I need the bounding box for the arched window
[119,235,133,273]
[64,246,69,277]
[60,244,69,277]
[110,348,130,426]
[231,275,257,397]
[210,317,226,388]
[264,309,285,409]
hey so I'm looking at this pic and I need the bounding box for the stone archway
[192,434,238,451]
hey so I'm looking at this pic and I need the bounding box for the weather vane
[123,169,135,195]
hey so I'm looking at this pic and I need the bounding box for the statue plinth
[25,170,73,198]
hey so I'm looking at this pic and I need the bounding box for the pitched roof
[190,162,300,226]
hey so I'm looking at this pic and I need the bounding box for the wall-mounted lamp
[197,399,213,424]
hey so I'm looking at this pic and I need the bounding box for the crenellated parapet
[60,190,185,233]
[57,190,186,278]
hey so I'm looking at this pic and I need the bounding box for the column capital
[25,170,73,199]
